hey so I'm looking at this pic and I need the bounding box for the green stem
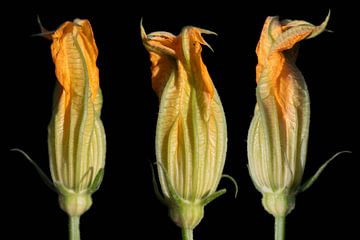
[181,228,193,240]
[275,216,286,240]
[69,216,80,240]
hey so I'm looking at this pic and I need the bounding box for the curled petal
[141,23,217,119]
[249,13,330,197]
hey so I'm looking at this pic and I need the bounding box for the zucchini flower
[13,18,105,240]
[47,19,105,219]
[142,23,228,240]
[248,12,348,240]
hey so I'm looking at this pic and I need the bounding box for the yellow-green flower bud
[142,23,227,234]
[247,14,329,217]
[47,19,106,217]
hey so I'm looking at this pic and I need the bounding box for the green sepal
[299,151,351,192]
[155,161,182,204]
[54,181,71,195]
[202,189,226,206]
[11,148,57,192]
[150,162,167,205]
[221,174,239,198]
[88,168,104,194]
[81,167,94,188]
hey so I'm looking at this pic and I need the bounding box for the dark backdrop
[3,2,357,239]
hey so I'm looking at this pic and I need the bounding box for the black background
[2,1,358,239]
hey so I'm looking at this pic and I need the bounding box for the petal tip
[140,18,147,40]
[307,10,331,39]
[32,15,53,39]
[199,28,217,36]
[194,27,217,52]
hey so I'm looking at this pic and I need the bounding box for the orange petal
[180,27,215,99]
[50,19,99,106]
[141,24,179,97]
[73,19,99,102]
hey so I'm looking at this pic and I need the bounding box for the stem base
[69,216,80,240]
[275,216,285,240]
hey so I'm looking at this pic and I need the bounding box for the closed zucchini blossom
[11,18,106,240]
[142,23,228,240]
[247,13,347,240]
[47,18,106,219]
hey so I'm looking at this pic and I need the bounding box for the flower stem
[181,228,193,240]
[275,216,286,240]
[69,216,80,240]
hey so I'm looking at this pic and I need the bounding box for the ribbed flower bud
[142,23,227,232]
[248,14,329,217]
[47,19,106,217]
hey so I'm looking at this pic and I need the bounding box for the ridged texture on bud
[142,23,227,229]
[47,19,106,217]
[248,14,329,217]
